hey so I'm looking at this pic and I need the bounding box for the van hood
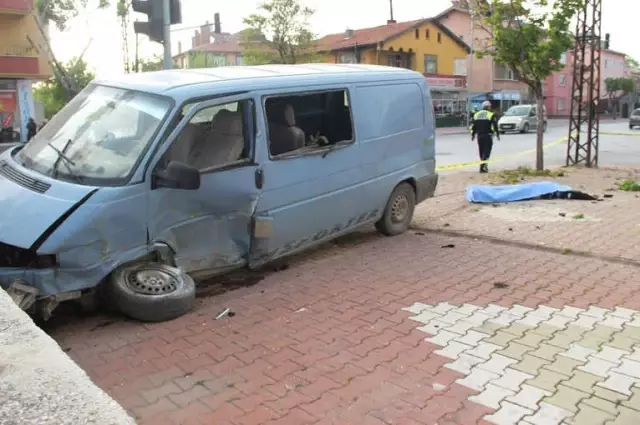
[0,165,97,250]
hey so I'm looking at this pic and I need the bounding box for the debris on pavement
[215,308,234,320]
[441,244,455,249]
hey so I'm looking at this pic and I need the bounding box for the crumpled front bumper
[0,268,55,296]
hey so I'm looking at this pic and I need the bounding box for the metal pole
[466,7,475,128]
[135,20,140,72]
[162,0,172,69]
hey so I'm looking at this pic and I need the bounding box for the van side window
[164,100,252,171]
[265,89,354,157]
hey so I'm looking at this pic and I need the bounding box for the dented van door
[146,94,261,277]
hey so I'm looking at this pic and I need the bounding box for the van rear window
[356,84,424,140]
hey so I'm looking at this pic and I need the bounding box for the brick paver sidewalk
[46,166,640,425]
[414,166,640,263]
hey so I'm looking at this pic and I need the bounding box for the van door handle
[255,168,264,189]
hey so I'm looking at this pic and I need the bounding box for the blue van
[0,64,437,322]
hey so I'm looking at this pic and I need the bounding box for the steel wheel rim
[125,266,180,295]
[391,195,409,223]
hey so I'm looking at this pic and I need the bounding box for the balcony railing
[0,45,39,75]
[0,0,33,13]
[0,45,37,57]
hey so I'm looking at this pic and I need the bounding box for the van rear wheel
[108,261,196,322]
[375,182,416,236]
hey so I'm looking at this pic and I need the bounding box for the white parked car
[498,104,547,134]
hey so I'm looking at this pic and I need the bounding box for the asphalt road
[437,119,640,172]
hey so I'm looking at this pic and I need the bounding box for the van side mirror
[529,110,536,117]
[153,161,200,190]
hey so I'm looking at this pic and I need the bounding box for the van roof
[94,64,422,97]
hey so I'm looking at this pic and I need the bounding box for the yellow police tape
[435,130,640,172]
[600,131,640,137]
[435,136,568,171]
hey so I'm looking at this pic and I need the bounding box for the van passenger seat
[188,110,245,170]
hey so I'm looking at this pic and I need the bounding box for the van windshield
[16,84,172,185]
[504,106,530,116]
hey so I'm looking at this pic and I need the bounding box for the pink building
[545,49,627,117]
[435,2,529,110]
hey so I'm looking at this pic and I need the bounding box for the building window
[425,29,430,39]
[559,74,567,86]
[339,53,357,64]
[494,63,516,80]
[437,32,442,43]
[424,55,438,74]
[560,53,567,65]
[558,98,565,111]
[415,29,419,39]
[454,58,467,76]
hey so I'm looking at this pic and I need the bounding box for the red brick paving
[46,221,640,424]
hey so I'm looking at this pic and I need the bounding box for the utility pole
[131,0,181,70]
[135,20,140,72]
[566,0,602,167]
[161,0,172,69]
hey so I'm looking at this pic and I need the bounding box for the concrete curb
[0,289,135,425]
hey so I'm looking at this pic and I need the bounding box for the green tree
[604,77,635,116]
[134,55,178,71]
[620,77,636,94]
[27,0,109,99]
[34,57,95,119]
[473,0,584,170]
[605,77,621,114]
[626,56,640,72]
[243,0,319,65]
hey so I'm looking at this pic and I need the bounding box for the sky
[49,0,638,79]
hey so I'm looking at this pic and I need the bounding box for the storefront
[0,78,36,142]
[425,75,468,127]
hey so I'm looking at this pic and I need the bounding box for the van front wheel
[108,262,196,322]
[376,182,416,236]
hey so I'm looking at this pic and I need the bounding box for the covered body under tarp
[466,181,596,203]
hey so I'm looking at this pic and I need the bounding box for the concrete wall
[0,289,135,425]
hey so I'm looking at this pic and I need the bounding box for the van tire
[375,182,416,236]
[521,123,530,133]
[108,262,196,322]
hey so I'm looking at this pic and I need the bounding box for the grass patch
[492,166,566,185]
[617,179,640,192]
[572,213,585,220]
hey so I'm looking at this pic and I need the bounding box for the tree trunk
[535,89,545,171]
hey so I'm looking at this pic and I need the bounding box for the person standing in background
[471,100,500,173]
[27,118,37,141]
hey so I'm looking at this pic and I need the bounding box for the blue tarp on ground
[466,181,573,203]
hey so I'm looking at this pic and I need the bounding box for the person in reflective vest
[470,100,500,173]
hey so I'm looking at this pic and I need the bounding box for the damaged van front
[0,83,180,320]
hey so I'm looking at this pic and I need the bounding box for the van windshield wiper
[48,142,76,167]
[48,140,83,183]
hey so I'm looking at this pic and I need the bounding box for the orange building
[0,0,51,140]
[316,18,471,123]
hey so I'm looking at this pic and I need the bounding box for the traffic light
[132,0,182,44]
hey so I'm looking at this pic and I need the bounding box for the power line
[170,22,214,33]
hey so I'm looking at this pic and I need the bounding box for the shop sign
[0,91,16,113]
[424,76,467,89]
